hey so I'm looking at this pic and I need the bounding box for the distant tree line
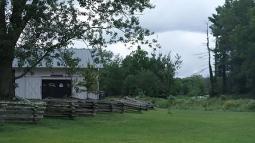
[98,48,182,98]
[175,75,209,97]
[209,0,255,97]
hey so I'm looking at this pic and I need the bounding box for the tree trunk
[206,24,216,97]
[0,64,15,100]
[208,50,216,97]
[214,37,220,94]
[222,52,227,94]
[0,0,25,100]
[0,38,15,100]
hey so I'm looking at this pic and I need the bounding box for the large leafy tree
[0,0,156,100]
[100,48,182,98]
[209,0,255,95]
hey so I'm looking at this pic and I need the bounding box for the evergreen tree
[209,0,255,96]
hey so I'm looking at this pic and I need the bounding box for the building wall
[15,68,99,100]
[16,77,41,99]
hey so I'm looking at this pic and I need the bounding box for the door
[42,80,72,99]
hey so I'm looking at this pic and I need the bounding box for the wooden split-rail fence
[44,98,153,118]
[0,97,154,122]
[116,97,154,110]
[0,101,46,123]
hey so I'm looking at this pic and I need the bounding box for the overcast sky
[74,0,225,77]
[106,0,225,77]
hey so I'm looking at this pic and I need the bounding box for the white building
[13,49,101,100]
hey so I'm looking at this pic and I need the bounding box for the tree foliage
[175,75,208,97]
[0,0,156,99]
[78,65,98,92]
[100,48,182,98]
[209,0,255,96]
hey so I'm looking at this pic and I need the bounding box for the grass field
[1,110,255,143]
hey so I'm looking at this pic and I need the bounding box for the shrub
[246,100,255,111]
[140,96,255,112]
[154,98,169,108]
[223,100,240,111]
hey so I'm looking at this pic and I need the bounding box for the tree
[100,48,182,98]
[78,65,98,92]
[0,0,157,100]
[206,23,216,97]
[122,70,162,97]
[209,0,255,96]
[122,47,150,75]
[100,56,125,96]
[177,75,207,97]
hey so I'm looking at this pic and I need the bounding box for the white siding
[88,92,99,100]
[15,77,41,99]
[73,91,99,100]
[15,78,26,98]
[15,68,99,100]
[71,76,99,100]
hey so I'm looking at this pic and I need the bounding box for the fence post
[0,103,6,124]
[32,105,37,123]
[110,103,113,112]
[92,102,96,116]
[69,101,75,119]
[121,103,125,113]
[139,105,142,113]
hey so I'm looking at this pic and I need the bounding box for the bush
[122,71,164,97]
[223,100,240,111]
[168,97,254,112]
[246,100,255,111]
[176,75,207,96]
[139,97,171,108]
[153,98,169,108]
[140,96,255,112]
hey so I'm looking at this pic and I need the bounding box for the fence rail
[0,101,46,123]
[44,98,153,118]
[0,98,154,122]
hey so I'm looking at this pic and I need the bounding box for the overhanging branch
[15,38,72,80]
[14,50,51,80]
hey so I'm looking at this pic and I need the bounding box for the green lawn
[1,110,255,143]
